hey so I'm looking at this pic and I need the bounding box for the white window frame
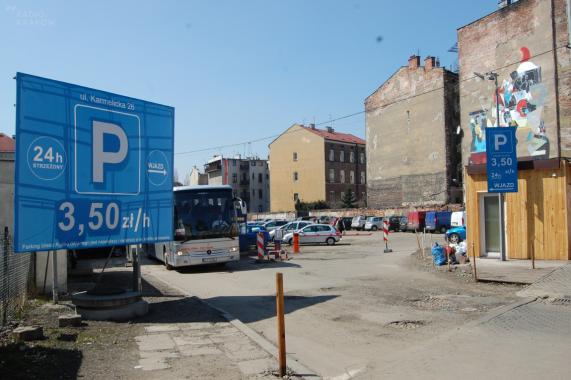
[350,170,355,184]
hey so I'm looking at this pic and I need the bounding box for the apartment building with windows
[204,155,270,212]
[269,124,366,211]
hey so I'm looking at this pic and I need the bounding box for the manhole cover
[386,320,426,329]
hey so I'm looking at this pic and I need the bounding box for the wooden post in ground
[531,242,535,270]
[471,242,478,282]
[275,273,286,377]
[415,232,422,258]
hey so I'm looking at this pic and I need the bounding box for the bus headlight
[177,251,184,256]
[230,247,238,252]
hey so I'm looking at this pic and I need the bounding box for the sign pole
[51,250,59,304]
[132,245,142,293]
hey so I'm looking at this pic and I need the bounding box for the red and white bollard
[257,232,266,260]
[383,219,393,253]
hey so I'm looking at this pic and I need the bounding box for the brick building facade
[269,124,366,211]
[365,55,462,209]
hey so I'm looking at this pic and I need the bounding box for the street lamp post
[474,71,507,262]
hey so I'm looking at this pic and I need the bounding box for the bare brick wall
[553,0,571,156]
[443,71,463,202]
[365,60,460,209]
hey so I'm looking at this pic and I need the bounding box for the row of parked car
[350,211,466,234]
[241,210,467,251]
[243,219,341,247]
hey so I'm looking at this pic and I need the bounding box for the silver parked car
[364,216,383,231]
[283,224,341,246]
[261,220,289,232]
[269,220,312,240]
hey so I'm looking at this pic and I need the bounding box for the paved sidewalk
[135,273,285,379]
[517,263,571,299]
[135,320,276,378]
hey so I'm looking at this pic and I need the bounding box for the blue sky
[0,1,496,179]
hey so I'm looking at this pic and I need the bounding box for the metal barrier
[0,227,35,326]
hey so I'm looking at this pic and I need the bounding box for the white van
[351,215,367,231]
[451,211,466,227]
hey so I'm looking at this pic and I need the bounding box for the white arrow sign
[148,168,167,176]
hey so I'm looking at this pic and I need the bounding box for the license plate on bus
[202,257,218,263]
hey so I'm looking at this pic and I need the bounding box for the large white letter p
[92,121,128,183]
[494,134,507,152]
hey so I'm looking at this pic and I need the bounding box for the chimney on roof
[308,123,316,130]
[326,126,334,133]
[408,55,420,69]
[424,56,437,71]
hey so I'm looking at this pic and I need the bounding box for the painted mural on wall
[469,47,549,165]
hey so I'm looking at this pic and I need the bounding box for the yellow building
[269,124,366,212]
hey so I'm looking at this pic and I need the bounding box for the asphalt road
[142,232,519,379]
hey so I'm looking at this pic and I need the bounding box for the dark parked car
[399,216,408,232]
[384,216,402,232]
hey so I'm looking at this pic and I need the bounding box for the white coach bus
[146,185,246,269]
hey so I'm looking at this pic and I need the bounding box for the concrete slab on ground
[475,258,566,284]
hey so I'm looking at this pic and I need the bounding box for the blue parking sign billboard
[486,127,518,193]
[14,73,174,252]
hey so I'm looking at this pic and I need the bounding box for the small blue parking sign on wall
[486,127,518,193]
[14,73,174,252]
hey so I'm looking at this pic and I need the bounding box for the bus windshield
[174,189,238,240]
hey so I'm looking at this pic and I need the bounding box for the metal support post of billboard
[52,250,59,304]
[499,193,507,261]
[132,245,142,293]
[493,72,507,262]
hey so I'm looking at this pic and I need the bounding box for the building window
[350,170,355,184]
[340,150,344,162]
[266,173,269,180]
[293,152,298,161]
[232,173,237,183]
[252,172,255,180]
[329,149,335,161]
[293,193,299,201]
[362,192,366,201]
[329,168,335,183]
[360,152,365,164]
[252,189,255,197]
[251,162,255,166]
[340,170,345,184]
[258,173,263,183]
[360,171,365,184]
[329,191,335,202]
[350,151,355,163]
[341,191,345,200]
[293,172,299,181]
[258,189,263,199]
[232,160,236,166]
